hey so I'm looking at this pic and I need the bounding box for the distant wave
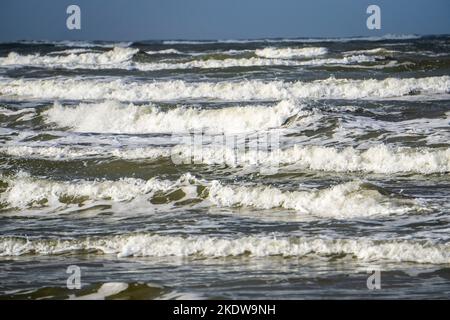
[0,47,377,70]
[255,47,328,59]
[145,48,184,55]
[135,54,376,71]
[0,34,424,48]
[162,34,422,45]
[0,47,138,70]
[343,47,398,55]
[2,40,133,48]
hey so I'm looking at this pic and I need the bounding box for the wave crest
[42,100,306,134]
[0,47,138,69]
[255,47,328,59]
[2,76,448,101]
[0,234,447,264]
[0,173,422,218]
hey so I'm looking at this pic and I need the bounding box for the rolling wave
[1,43,369,66]
[255,47,328,59]
[161,34,421,45]
[145,48,184,55]
[0,47,139,69]
[42,100,307,134]
[0,47,376,70]
[2,76,448,101]
[172,144,450,174]
[0,234,447,264]
[1,144,448,175]
[0,172,422,218]
[135,55,376,71]
[343,48,398,55]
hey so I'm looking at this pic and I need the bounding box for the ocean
[0,34,449,299]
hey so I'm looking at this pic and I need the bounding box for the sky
[0,0,449,41]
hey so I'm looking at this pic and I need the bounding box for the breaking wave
[42,100,307,134]
[0,171,175,209]
[207,179,420,218]
[145,48,184,55]
[0,172,422,218]
[171,144,450,175]
[134,54,375,71]
[0,47,139,69]
[1,144,448,175]
[0,46,375,70]
[0,234,447,264]
[255,47,328,59]
[1,76,448,101]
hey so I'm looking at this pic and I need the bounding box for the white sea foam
[207,180,420,218]
[0,172,177,209]
[0,47,139,69]
[0,172,421,218]
[147,48,251,57]
[255,47,328,59]
[333,113,450,146]
[343,48,397,55]
[134,54,375,71]
[0,47,374,70]
[47,48,95,55]
[42,100,306,134]
[145,49,184,55]
[136,57,294,70]
[0,234,447,264]
[282,145,450,174]
[2,76,448,101]
[171,144,450,174]
[0,145,123,160]
[1,144,447,175]
[0,145,174,161]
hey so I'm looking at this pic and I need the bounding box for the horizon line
[3,33,450,44]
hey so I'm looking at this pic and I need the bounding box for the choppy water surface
[0,35,449,299]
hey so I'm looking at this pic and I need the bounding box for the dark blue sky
[0,0,449,41]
